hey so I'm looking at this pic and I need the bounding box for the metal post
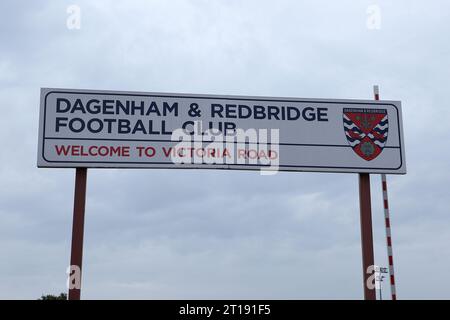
[374,85,397,300]
[359,173,376,300]
[68,168,88,300]
[379,276,383,301]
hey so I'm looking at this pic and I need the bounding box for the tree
[38,293,67,300]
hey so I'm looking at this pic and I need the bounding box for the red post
[68,168,88,300]
[359,173,376,300]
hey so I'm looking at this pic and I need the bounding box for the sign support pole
[358,172,376,300]
[68,167,88,300]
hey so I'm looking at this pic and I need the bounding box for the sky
[1,0,450,299]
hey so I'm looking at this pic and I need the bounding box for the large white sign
[37,88,406,174]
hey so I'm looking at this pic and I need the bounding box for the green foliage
[39,293,67,300]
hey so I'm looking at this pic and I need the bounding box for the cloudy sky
[1,0,450,299]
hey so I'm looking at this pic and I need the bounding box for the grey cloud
[1,0,450,299]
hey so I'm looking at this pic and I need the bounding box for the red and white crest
[343,108,388,161]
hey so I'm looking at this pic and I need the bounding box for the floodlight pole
[68,167,88,300]
[379,275,384,301]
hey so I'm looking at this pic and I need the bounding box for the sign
[37,88,406,174]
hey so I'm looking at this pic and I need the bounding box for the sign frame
[38,88,406,174]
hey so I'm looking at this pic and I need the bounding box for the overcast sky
[1,0,450,299]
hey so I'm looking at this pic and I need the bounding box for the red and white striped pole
[374,85,397,300]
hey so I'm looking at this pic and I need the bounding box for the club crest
[343,108,388,161]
